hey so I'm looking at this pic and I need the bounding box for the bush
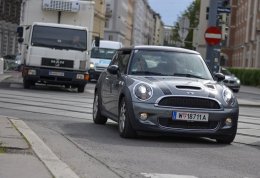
[228,68,260,87]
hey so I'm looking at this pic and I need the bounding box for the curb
[10,118,80,178]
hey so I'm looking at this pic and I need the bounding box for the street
[0,82,259,178]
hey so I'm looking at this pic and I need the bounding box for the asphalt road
[0,82,259,178]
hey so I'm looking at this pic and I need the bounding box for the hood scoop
[176,85,201,90]
[206,84,215,89]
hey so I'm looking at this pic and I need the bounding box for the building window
[109,35,113,40]
[105,18,109,28]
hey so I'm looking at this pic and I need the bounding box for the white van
[89,40,123,80]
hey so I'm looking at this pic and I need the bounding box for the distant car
[220,67,240,93]
[93,46,239,144]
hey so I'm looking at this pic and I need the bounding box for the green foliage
[172,0,200,49]
[228,68,260,86]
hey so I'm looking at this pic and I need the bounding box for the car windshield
[31,25,87,51]
[91,47,116,59]
[129,49,213,80]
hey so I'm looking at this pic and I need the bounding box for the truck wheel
[23,79,31,89]
[78,85,85,93]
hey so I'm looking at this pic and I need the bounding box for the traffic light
[206,7,209,20]
[95,36,100,47]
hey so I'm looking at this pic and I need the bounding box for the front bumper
[23,67,88,86]
[129,102,239,138]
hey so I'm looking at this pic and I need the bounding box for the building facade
[0,0,21,57]
[227,0,260,68]
[104,0,129,45]
[194,0,210,60]
[93,0,106,40]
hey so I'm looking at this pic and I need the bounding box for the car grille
[224,80,235,84]
[95,66,107,72]
[158,117,219,130]
[42,58,74,68]
[157,97,221,109]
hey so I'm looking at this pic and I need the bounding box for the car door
[110,50,131,116]
[101,51,120,113]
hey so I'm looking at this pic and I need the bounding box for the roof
[120,45,200,54]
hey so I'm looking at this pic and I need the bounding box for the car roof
[119,45,200,54]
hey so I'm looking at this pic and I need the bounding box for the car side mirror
[214,72,225,82]
[107,65,119,75]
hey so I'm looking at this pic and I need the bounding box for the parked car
[93,46,239,144]
[2,54,22,71]
[220,67,240,93]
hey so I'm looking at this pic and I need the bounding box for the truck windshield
[91,47,116,59]
[31,25,87,51]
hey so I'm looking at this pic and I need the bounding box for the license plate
[172,111,209,122]
[49,71,64,76]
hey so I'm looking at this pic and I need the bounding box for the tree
[172,0,200,49]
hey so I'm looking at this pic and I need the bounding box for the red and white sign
[204,26,222,45]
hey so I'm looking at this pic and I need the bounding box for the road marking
[10,118,80,178]
[141,173,198,178]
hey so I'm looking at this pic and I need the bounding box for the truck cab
[89,40,123,81]
[18,0,94,92]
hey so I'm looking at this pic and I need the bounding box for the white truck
[17,0,94,92]
[89,40,123,80]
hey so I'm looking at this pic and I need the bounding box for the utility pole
[206,0,221,74]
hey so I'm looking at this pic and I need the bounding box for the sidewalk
[0,116,52,178]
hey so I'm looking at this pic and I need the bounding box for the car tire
[23,79,31,89]
[78,85,85,93]
[93,92,107,124]
[118,97,136,138]
[216,133,236,144]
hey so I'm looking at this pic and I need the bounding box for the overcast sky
[148,0,194,26]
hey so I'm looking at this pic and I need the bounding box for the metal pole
[206,0,221,74]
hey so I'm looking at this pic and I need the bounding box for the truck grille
[158,96,221,109]
[42,58,74,68]
[158,117,219,130]
[95,66,107,72]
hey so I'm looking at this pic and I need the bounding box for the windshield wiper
[173,73,206,79]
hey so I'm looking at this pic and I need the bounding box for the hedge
[228,68,260,87]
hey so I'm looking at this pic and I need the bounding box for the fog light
[76,74,84,80]
[140,113,148,121]
[225,118,232,126]
[28,69,36,75]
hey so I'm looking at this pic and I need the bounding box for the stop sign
[204,26,222,45]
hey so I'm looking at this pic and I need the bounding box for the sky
[148,0,194,26]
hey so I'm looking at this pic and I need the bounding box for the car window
[117,51,131,74]
[129,49,213,80]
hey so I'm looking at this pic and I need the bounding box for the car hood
[127,75,226,103]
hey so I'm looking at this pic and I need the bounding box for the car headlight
[90,62,94,69]
[223,88,235,105]
[134,83,153,101]
[235,78,240,84]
